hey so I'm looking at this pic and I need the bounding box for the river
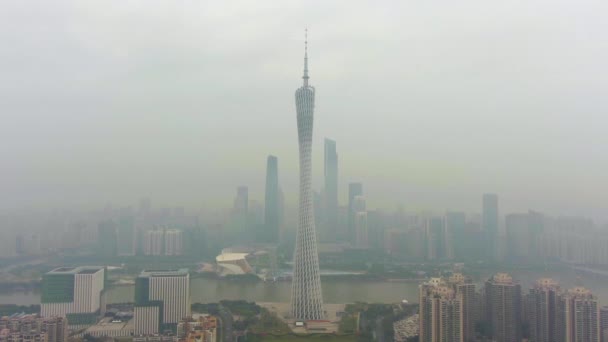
[2,268,608,306]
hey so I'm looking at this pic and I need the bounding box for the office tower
[558,287,600,342]
[97,220,117,257]
[117,215,135,256]
[404,227,426,259]
[164,229,183,256]
[482,193,499,261]
[351,195,367,248]
[40,267,105,324]
[290,34,325,320]
[354,211,368,248]
[446,212,466,260]
[505,211,544,262]
[347,182,363,243]
[600,306,608,342]
[419,278,463,342]
[134,269,190,335]
[323,138,338,242]
[263,155,280,243]
[367,209,386,250]
[448,273,477,342]
[232,186,249,238]
[526,278,561,342]
[485,273,522,342]
[143,230,164,256]
[234,186,248,213]
[425,216,450,260]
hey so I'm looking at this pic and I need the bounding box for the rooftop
[47,266,104,275]
[216,253,250,262]
[85,317,134,334]
[139,269,189,277]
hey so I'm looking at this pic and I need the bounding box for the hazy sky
[1,1,606,221]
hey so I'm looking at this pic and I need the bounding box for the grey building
[347,182,363,243]
[263,155,280,243]
[485,273,522,342]
[482,193,499,261]
[323,138,338,242]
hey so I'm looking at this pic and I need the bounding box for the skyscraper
[448,273,478,342]
[290,33,325,320]
[323,138,338,242]
[558,287,600,342]
[232,186,249,240]
[134,269,190,334]
[506,211,544,262]
[526,278,561,342]
[599,306,608,342]
[482,193,499,261]
[446,212,466,260]
[263,155,280,243]
[352,195,368,248]
[419,278,463,342]
[117,215,135,256]
[234,186,248,214]
[97,220,117,257]
[347,182,363,243]
[485,273,522,342]
[425,216,450,260]
[40,266,105,323]
[143,230,164,256]
[164,229,183,256]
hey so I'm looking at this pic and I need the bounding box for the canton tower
[290,32,325,320]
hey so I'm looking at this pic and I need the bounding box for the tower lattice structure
[290,31,325,320]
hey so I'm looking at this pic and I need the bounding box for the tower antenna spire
[303,28,309,86]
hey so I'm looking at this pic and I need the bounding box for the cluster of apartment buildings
[142,229,184,256]
[419,273,607,342]
[0,315,67,342]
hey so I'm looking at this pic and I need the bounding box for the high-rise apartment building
[526,278,561,342]
[40,267,105,325]
[164,229,183,256]
[558,287,599,342]
[448,273,477,342]
[143,230,164,256]
[600,306,608,342]
[263,155,280,244]
[134,269,190,335]
[482,194,499,261]
[323,138,338,242]
[485,273,522,342]
[290,34,325,320]
[419,278,463,342]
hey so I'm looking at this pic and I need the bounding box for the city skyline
[1,1,607,222]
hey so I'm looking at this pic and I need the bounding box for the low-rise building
[0,315,67,342]
[177,315,217,342]
[83,317,134,338]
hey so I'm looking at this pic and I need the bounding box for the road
[218,305,234,342]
